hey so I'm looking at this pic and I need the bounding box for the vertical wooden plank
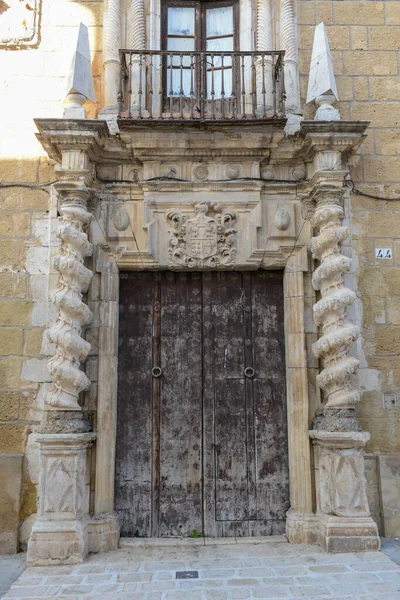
[251,271,290,525]
[151,274,161,537]
[203,272,248,536]
[158,272,203,536]
[242,271,257,523]
[214,377,248,521]
[115,272,155,537]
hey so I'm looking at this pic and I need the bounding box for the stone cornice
[297,120,370,163]
[34,119,112,163]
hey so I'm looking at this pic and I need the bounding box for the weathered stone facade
[0,0,399,557]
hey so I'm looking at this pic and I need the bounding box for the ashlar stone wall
[298,0,400,537]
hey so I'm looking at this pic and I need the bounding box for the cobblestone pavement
[3,538,400,600]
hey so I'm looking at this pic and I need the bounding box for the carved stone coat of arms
[166,202,237,268]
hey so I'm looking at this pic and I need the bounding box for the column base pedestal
[286,509,318,545]
[316,513,380,553]
[88,513,120,553]
[27,519,89,566]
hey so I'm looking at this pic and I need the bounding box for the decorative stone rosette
[47,198,94,411]
[311,202,360,409]
[167,201,237,269]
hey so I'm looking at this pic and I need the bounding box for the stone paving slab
[3,541,400,599]
[0,554,25,598]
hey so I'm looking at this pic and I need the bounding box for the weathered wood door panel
[115,270,289,538]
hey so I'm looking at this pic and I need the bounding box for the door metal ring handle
[244,367,255,378]
[152,366,163,378]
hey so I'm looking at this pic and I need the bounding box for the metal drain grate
[176,571,199,579]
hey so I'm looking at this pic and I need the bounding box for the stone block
[368,357,394,387]
[358,267,387,297]
[316,2,333,25]
[0,391,20,420]
[384,268,400,295]
[0,357,24,388]
[0,329,24,355]
[0,425,27,453]
[344,52,397,76]
[87,514,120,554]
[0,159,38,183]
[373,327,400,356]
[375,130,400,154]
[350,26,368,50]
[334,1,385,25]
[21,358,51,383]
[352,101,400,127]
[364,156,400,183]
[0,301,32,327]
[0,272,27,298]
[362,296,386,326]
[369,26,400,50]
[38,158,56,184]
[336,77,354,102]
[354,77,369,101]
[0,213,30,238]
[297,1,315,26]
[367,212,400,239]
[0,188,49,211]
[386,2,400,25]
[24,329,45,357]
[387,298,400,325]
[0,454,23,554]
[378,455,400,537]
[364,454,383,535]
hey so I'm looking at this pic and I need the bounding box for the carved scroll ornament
[167,201,237,268]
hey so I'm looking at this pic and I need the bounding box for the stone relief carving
[47,199,93,411]
[193,165,209,180]
[275,208,291,231]
[311,199,360,409]
[45,458,74,513]
[167,201,237,268]
[113,207,130,231]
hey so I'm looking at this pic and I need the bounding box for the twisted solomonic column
[311,197,360,410]
[128,0,146,50]
[46,196,94,411]
[280,0,300,114]
[256,0,273,113]
[102,0,122,109]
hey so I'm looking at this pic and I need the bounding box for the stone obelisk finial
[63,23,96,119]
[306,22,340,121]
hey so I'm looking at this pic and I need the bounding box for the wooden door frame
[93,246,314,542]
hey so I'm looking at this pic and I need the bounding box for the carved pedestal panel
[310,431,380,553]
[27,433,95,565]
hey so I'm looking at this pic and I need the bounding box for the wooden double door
[115,271,289,538]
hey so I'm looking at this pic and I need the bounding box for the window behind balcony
[162,0,238,98]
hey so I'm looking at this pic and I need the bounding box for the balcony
[118,50,286,122]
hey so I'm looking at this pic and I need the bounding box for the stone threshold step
[119,535,287,548]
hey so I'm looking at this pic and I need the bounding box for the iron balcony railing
[118,50,286,121]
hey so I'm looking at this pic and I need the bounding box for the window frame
[161,0,239,102]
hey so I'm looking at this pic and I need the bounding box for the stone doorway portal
[115,270,289,538]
